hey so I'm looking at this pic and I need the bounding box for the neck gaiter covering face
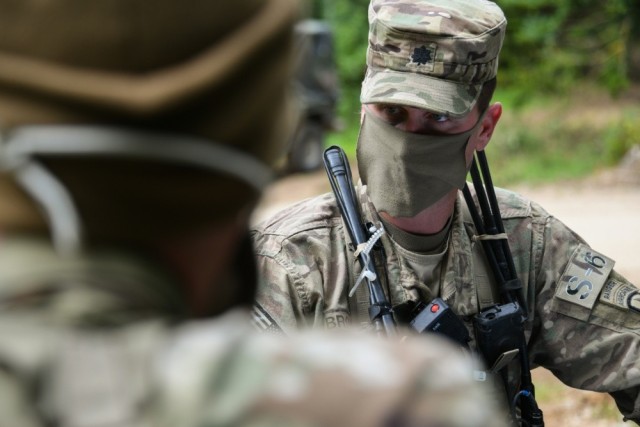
[356,109,483,218]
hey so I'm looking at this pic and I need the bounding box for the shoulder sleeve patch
[251,304,285,335]
[554,244,614,310]
[630,294,640,313]
[599,278,640,313]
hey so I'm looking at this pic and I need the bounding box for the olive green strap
[461,201,498,310]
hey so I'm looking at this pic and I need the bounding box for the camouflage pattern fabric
[252,184,640,423]
[361,0,506,117]
[0,235,506,427]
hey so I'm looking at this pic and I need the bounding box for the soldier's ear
[476,102,502,151]
[360,106,366,124]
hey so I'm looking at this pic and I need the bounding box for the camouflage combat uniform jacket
[253,185,640,423]
[0,235,505,427]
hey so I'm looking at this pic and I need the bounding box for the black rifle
[323,146,396,336]
[463,150,544,427]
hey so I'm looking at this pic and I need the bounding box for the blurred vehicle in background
[285,19,341,173]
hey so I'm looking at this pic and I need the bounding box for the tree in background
[628,0,640,83]
[497,0,635,100]
[311,0,369,129]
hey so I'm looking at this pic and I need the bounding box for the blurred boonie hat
[0,0,300,244]
[361,0,506,117]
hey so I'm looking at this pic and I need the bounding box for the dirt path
[253,161,640,426]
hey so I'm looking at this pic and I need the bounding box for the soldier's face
[356,101,502,232]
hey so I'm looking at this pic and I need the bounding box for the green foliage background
[308,0,640,186]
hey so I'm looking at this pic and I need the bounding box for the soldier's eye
[380,104,407,124]
[429,113,449,123]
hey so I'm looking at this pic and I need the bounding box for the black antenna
[324,146,396,336]
[464,150,543,427]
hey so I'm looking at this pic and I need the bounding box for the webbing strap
[462,202,499,310]
[351,269,371,326]
[473,244,498,310]
[473,233,508,242]
[342,225,371,326]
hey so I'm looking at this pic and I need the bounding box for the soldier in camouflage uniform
[0,0,506,426]
[252,0,640,424]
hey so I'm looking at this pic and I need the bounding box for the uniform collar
[357,185,480,316]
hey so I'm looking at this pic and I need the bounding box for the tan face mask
[356,109,483,218]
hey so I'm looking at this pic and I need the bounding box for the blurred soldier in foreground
[0,0,504,426]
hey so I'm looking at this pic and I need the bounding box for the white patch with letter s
[554,244,614,310]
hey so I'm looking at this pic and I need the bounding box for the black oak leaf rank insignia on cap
[411,45,432,65]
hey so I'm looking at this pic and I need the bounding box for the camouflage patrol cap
[361,0,506,117]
